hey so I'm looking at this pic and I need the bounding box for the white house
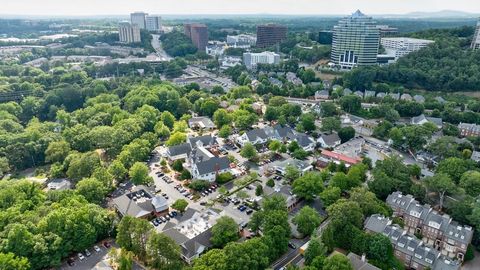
[191,157,231,182]
[317,133,341,148]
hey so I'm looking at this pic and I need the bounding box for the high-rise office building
[471,19,480,50]
[243,51,280,69]
[184,23,208,50]
[118,22,141,43]
[146,16,162,32]
[256,24,287,48]
[331,10,380,69]
[130,12,148,29]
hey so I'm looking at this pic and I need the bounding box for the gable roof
[320,133,341,146]
[189,135,217,148]
[195,156,230,175]
[168,143,192,157]
[347,253,381,270]
[188,117,215,129]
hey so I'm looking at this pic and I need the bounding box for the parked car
[93,245,101,253]
[84,249,91,257]
[171,211,178,216]
[288,242,297,249]
[246,209,254,215]
[67,258,75,266]
[78,253,85,261]
[103,241,111,248]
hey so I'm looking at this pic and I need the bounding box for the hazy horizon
[1,0,480,16]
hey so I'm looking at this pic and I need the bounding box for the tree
[340,95,362,113]
[218,125,232,138]
[319,186,341,207]
[75,177,107,204]
[146,232,183,270]
[66,151,102,181]
[0,157,9,176]
[240,143,257,161]
[321,117,341,133]
[211,216,239,248]
[366,233,393,264]
[425,173,456,210]
[330,172,360,192]
[460,171,480,197]
[255,184,263,196]
[285,165,300,182]
[116,216,152,261]
[321,102,338,117]
[192,249,228,270]
[338,127,355,143]
[349,187,390,217]
[292,172,324,201]
[293,206,322,236]
[300,113,316,132]
[161,111,176,129]
[45,140,70,163]
[172,159,184,172]
[266,178,275,187]
[304,238,327,265]
[268,140,282,153]
[323,253,353,270]
[0,252,30,270]
[165,132,186,146]
[189,180,210,191]
[171,199,188,213]
[109,160,127,181]
[129,162,153,185]
[216,172,234,184]
[437,157,476,183]
[213,109,233,128]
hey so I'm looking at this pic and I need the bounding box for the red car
[103,241,111,248]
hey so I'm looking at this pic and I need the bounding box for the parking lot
[58,240,115,270]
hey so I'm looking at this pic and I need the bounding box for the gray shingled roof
[320,133,341,146]
[347,253,381,270]
[195,156,230,175]
[168,143,192,157]
[364,214,391,233]
[189,135,217,147]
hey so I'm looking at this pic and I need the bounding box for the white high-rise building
[243,51,280,69]
[118,22,141,43]
[381,37,435,59]
[130,12,147,29]
[472,19,480,50]
[146,16,162,32]
[331,10,380,69]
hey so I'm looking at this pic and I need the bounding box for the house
[188,134,218,149]
[343,88,352,95]
[389,93,400,100]
[376,92,386,99]
[263,185,299,211]
[413,95,425,103]
[386,192,474,261]
[237,125,315,151]
[364,90,376,99]
[332,84,342,91]
[311,102,322,115]
[286,72,303,86]
[268,77,283,87]
[237,128,269,146]
[317,133,341,148]
[458,123,480,137]
[471,151,480,163]
[46,178,72,191]
[191,156,231,182]
[269,158,313,176]
[321,149,361,166]
[296,133,316,152]
[315,90,330,100]
[188,117,215,130]
[252,102,266,114]
[364,214,461,270]
[353,91,363,98]
[347,252,381,270]
[435,97,446,104]
[411,114,443,129]
[167,143,192,161]
[112,185,169,218]
[400,93,413,101]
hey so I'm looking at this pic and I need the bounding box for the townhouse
[386,192,473,261]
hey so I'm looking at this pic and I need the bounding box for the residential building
[471,19,480,50]
[184,24,208,50]
[188,117,215,130]
[256,24,287,48]
[236,125,315,151]
[471,150,480,163]
[286,72,303,86]
[347,252,381,270]
[243,51,280,69]
[46,178,71,191]
[118,22,141,43]
[320,149,361,166]
[191,156,231,181]
[269,158,313,176]
[226,34,256,48]
[130,12,147,29]
[411,114,443,129]
[206,42,226,56]
[400,93,413,101]
[317,133,341,148]
[166,143,192,161]
[146,15,162,32]
[386,192,474,261]
[112,185,169,218]
[458,123,480,137]
[331,10,380,69]
[413,95,425,103]
[381,37,434,60]
[263,185,299,211]
[365,214,461,270]
[221,56,242,69]
[315,90,330,100]
[318,30,333,45]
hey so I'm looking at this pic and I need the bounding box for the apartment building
[243,51,280,69]
[118,22,141,43]
[381,37,434,60]
[386,192,473,261]
[458,122,480,137]
[130,12,147,29]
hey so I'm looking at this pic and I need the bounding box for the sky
[1,0,480,16]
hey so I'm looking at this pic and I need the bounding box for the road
[151,34,172,61]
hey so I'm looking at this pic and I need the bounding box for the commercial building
[331,10,380,69]
[118,22,141,43]
[256,24,287,48]
[130,12,147,29]
[381,37,434,59]
[472,19,480,50]
[318,30,333,45]
[112,185,169,219]
[376,25,399,37]
[226,34,257,48]
[184,23,209,50]
[243,51,280,69]
[146,15,162,32]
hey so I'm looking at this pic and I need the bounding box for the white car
[78,253,85,261]
[93,245,101,253]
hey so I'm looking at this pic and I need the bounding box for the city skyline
[1,0,480,16]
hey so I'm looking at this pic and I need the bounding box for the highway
[151,34,173,61]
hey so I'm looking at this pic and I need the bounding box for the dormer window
[415,254,422,259]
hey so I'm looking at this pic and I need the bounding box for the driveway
[462,250,480,270]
